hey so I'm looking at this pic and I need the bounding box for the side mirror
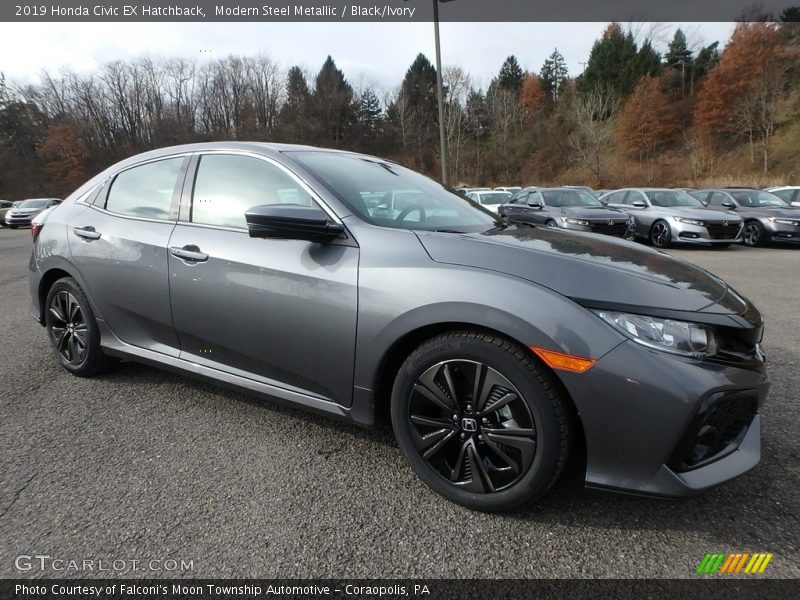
[600,198,609,205]
[527,201,543,209]
[245,204,344,243]
[631,200,647,208]
[721,201,735,209]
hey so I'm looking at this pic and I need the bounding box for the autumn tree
[39,123,86,193]
[695,22,790,171]
[617,75,678,181]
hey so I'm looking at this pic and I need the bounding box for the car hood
[10,208,43,215]
[738,206,800,218]
[417,225,744,313]
[557,206,628,220]
[655,206,740,221]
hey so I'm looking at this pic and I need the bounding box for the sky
[0,21,735,92]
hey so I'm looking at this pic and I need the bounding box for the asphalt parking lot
[1,227,798,579]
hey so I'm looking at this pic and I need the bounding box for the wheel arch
[370,321,587,470]
[37,264,87,324]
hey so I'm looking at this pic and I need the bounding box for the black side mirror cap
[245,204,344,243]
[722,201,736,209]
[631,200,647,208]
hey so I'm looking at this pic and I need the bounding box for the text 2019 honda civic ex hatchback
[29,143,768,511]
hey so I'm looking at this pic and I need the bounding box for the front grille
[588,221,629,237]
[706,222,741,240]
[669,391,758,472]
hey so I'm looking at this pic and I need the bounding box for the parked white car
[765,186,800,207]
[466,190,512,213]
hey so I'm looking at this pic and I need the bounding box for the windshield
[476,192,511,205]
[730,190,788,208]
[540,189,603,207]
[287,152,502,232]
[645,191,703,208]
[18,199,50,208]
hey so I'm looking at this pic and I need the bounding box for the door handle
[73,226,101,240]
[169,245,209,263]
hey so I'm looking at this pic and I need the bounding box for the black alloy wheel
[743,221,764,247]
[392,331,571,511]
[45,277,115,376]
[650,220,671,248]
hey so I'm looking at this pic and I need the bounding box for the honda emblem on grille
[608,219,614,226]
[461,418,477,432]
[723,220,728,227]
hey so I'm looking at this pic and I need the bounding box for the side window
[707,192,729,207]
[510,191,528,204]
[691,191,710,204]
[772,189,794,203]
[192,154,316,229]
[106,158,184,220]
[606,191,628,204]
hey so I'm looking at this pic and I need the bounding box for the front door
[167,152,359,406]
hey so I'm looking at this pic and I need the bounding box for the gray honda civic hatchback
[29,143,768,511]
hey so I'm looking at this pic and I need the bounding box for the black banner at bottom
[1,579,799,600]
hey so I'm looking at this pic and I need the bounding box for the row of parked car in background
[0,198,62,228]
[456,185,800,248]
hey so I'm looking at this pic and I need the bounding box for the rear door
[167,151,359,406]
[69,155,189,355]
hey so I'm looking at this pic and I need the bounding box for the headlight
[561,216,590,226]
[672,216,706,227]
[593,310,718,358]
[768,217,799,226]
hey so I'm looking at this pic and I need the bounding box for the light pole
[407,0,454,185]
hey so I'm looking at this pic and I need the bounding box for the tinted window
[730,190,787,207]
[18,199,50,208]
[287,151,500,233]
[605,191,628,204]
[540,189,602,207]
[690,191,710,204]
[192,154,315,229]
[771,189,797,203]
[509,191,529,204]
[476,192,511,205]
[645,190,702,207]
[106,158,183,219]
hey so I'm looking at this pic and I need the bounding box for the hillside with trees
[1,18,798,199]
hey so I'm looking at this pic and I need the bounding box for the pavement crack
[0,472,36,520]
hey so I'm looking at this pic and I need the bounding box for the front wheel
[743,221,765,247]
[391,331,572,512]
[650,220,672,248]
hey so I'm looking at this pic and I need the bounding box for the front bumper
[557,339,768,497]
[766,222,800,243]
[672,221,743,244]
[5,214,34,226]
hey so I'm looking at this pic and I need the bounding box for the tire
[45,277,115,377]
[649,220,672,248]
[391,330,572,512]
[546,220,558,228]
[743,221,765,247]
[9,225,18,229]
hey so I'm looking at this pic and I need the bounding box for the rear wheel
[743,221,765,247]
[391,331,572,511]
[650,220,671,248]
[45,277,115,377]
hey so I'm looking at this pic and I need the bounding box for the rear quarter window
[105,157,184,220]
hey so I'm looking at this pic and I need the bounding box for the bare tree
[566,84,618,185]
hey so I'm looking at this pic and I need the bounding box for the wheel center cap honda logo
[461,418,477,432]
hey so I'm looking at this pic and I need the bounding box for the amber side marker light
[530,346,596,374]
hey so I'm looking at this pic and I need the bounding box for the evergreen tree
[310,56,355,146]
[355,87,383,135]
[693,42,720,81]
[665,29,693,70]
[495,55,524,96]
[277,66,311,142]
[578,23,639,97]
[539,49,569,102]
[393,53,438,170]
[635,40,662,78]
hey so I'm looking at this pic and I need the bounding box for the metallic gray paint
[29,142,769,499]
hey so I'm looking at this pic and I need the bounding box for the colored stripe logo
[696,552,773,574]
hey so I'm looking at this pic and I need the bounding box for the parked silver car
[603,188,743,248]
[0,200,16,227]
[765,186,800,207]
[5,198,61,228]
[692,188,800,246]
